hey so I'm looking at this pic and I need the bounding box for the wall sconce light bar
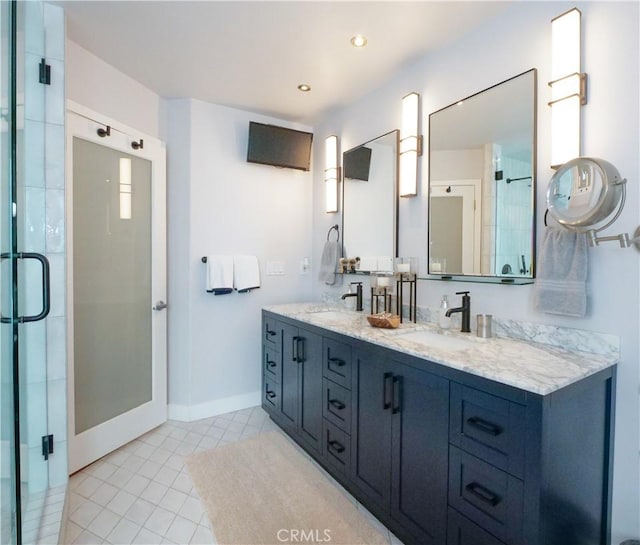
[399,92,422,197]
[325,135,340,214]
[549,7,587,169]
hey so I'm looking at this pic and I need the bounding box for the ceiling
[58,1,510,124]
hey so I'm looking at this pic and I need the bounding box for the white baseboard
[168,390,261,422]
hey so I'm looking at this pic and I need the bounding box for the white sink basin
[396,329,477,352]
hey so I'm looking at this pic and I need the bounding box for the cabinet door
[298,328,323,453]
[351,348,393,512]
[391,363,449,545]
[281,323,299,429]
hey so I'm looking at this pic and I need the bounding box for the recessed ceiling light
[298,84,311,92]
[350,35,368,48]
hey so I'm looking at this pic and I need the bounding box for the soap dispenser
[439,295,451,329]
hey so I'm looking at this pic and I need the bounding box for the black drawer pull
[328,440,345,453]
[266,390,276,399]
[467,416,503,436]
[465,482,502,507]
[329,399,345,410]
[266,359,277,368]
[266,327,276,338]
[328,357,346,367]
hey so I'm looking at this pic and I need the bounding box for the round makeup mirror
[546,157,626,231]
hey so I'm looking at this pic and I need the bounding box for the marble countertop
[263,303,618,396]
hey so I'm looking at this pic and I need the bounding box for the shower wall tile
[27,446,48,494]
[47,378,67,443]
[21,187,46,252]
[43,3,65,62]
[24,119,45,188]
[47,253,65,318]
[23,321,46,384]
[24,53,45,123]
[44,58,64,126]
[24,1,45,56]
[47,439,68,488]
[45,189,65,252]
[46,317,66,381]
[26,381,48,448]
[45,123,65,188]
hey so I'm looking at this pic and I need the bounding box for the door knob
[153,301,168,311]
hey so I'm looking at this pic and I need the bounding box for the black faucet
[341,282,363,311]
[445,291,471,333]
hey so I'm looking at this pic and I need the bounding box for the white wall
[66,40,161,138]
[311,2,639,541]
[161,98,314,419]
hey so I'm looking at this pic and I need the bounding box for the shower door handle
[0,252,51,323]
[153,300,168,311]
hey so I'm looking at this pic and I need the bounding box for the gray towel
[533,227,588,317]
[319,240,340,285]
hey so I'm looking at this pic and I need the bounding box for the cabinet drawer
[322,379,351,432]
[263,379,280,412]
[323,339,352,388]
[323,420,350,476]
[263,345,281,383]
[448,447,523,544]
[450,383,525,478]
[447,509,506,545]
[263,316,282,348]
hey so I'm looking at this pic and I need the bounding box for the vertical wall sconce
[399,92,422,197]
[549,7,587,168]
[325,135,340,213]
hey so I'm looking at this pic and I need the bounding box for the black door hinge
[39,58,51,85]
[42,434,54,460]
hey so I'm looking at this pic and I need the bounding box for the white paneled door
[66,104,167,473]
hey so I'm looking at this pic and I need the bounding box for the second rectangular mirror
[342,130,399,273]
[428,69,537,282]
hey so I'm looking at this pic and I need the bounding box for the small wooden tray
[367,313,401,329]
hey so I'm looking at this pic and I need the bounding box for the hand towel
[206,256,234,295]
[319,241,340,285]
[533,227,588,317]
[233,255,261,293]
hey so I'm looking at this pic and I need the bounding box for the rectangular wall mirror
[428,69,537,283]
[342,130,399,273]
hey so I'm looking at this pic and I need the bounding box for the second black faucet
[445,291,471,333]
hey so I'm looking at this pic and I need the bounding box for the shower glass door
[1,2,18,543]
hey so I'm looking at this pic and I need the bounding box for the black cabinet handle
[467,416,503,437]
[266,389,276,399]
[328,356,346,367]
[328,440,345,454]
[392,376,402,414]
[265,358,277,369]
[265,325,276,338]
[465,482,502,507]
[383,372,393,410]
[292,336,299,362]
[329,399,345,410]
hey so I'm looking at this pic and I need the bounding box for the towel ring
[327,224,340,242]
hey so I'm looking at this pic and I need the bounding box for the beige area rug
[186,431,389,545]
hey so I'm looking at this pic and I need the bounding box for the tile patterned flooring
[64,406,401,545]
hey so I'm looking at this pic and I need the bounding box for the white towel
[206,256,234,295]
[319,241,340,284]
[533,227,588,317]
[233,255,261,293]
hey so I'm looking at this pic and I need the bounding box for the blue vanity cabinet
[350,346,450,545]
[261,310,615,545]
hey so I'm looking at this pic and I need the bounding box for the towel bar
[327,224,340,242]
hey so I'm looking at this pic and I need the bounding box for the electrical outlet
[300,257,310,274]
